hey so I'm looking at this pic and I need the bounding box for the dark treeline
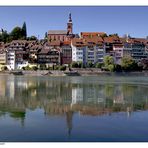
[0,22,37,43]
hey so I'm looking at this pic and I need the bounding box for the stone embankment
[0,69,148,76]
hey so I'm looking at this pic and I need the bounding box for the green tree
[27,36,37,41]
[10,26,23,40]
[100,33,108,38]
[108,64,115,72]
[22,22,27,39]
[103,55,115,72]
[104,55,114,66]
[114,64,122,72]
[87,61,94,68]
[109,33,119,37]
[121,56,135,71]
[0,30,10,43]
[59,65,66,71]
[78,61,83,68]
[95,63,103,68]
[44,32,48,39]
[71,62,79,68]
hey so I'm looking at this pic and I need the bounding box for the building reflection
[0,76,148,136]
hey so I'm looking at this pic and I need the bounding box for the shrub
[114,64,122,72]
[78,61,83,68]
[39,64,46,70]
[108,64,115,72]
[59,65,66,71]
[31,66,38,71]
[95,63,103,68]
[87,61,94,68]
[22,67,25,70]
[121,56,141,71]
[1,66,8,71]
[54,65,60,70]
[22,65,31,70]
[71,62,79,68]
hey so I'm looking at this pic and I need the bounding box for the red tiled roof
[120,37,148,44]
[39,46,61,54]
[104,36,121,43]
[48,30,67,35]
[84,36,104,44]
[71,38,86,46]
[81,32,106,37]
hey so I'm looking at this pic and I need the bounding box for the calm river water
[0,74,148,142]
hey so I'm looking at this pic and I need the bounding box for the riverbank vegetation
[70,56,148,72]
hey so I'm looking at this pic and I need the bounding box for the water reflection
[0,75,148,137]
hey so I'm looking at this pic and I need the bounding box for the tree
[78,61,83,68]
[109,33,119,37]
[103,55,115,72]
[87,61,94,68]
[59,65,66,71]
[138,59,148,70]
[27,36,37,41]
[44,32,48,39]
[0,30,10,43]
[104,56,114,66]
[108,64,115,72]
[22,22,27,39]
[100,33,108,38]
[95,63,103,68]
[10,26,23,40]
[121,56,138,71]
[114,64,122,72]
[71,62,79,68]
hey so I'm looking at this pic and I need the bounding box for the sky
[0,6,148,39]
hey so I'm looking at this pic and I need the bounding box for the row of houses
[0,35,148,70]
[0,13,148,70]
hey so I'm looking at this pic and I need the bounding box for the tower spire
[67,12,73,34]
[69,12,72,22]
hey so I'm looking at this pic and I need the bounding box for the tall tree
[44,32,48,39]
[0,29,10,43]
[22,22,27,39]
[10,26,22,40]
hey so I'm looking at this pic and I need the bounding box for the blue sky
[0,6,148,39]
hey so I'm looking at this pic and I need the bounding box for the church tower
[67,13,73,34]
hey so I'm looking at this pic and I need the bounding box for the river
[0,75,148,142]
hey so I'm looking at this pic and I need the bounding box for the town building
[80,32,106,38]
[27,40,40,63]
[5,40,29,70]
[48,13,74,42]
[71,36,106,65]
[130,41,147,62]
[113,44,124,64]
[71,38,87,65]
[61,41,72,65]
[96,43,106,63]
[37,45,61,66]
[85,36,105,64]
[121,38,148,62]
[0,42,7,65]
